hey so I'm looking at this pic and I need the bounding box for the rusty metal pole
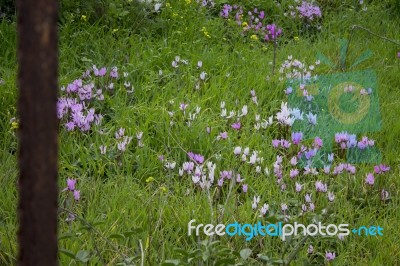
[17,0,59,265]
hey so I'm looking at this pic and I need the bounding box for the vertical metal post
[17,0,59,265]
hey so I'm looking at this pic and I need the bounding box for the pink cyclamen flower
[67,179,76,191]
[219,132,228,139]
[365,173,374,185]
[231,121,241,130]
[73,190,80,201]
[272,139,280,148]
[325,252,336,261]
[290,169,299,178]
[314,137,323,148]
[315,181,327,192]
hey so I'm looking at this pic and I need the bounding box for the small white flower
[233,146,242,155]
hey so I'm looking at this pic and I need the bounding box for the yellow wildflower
[250,34,258,41]
[294,36,299,41]
[185,0,191,4]
[80,15,87,22]
[146,176,155,183]
[11,121,19,129]
[242,22,248,27]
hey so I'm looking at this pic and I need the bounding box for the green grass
[1,1,400,265]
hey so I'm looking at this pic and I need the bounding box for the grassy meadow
[1,0,400,265]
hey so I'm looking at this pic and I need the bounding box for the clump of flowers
[219,4,282,44]
[58,65,132,133]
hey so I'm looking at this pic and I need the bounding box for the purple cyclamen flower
[100,145,107,155]
[305,194,312,203]
[365,173,374,185]
[73,190,80,201]
[374,164,390,174]
[179,103,188,111]
[397,51,400,58]
[291,132,303,145]
[295,182,302,192]
[65,121,75,131]
[325,252,336,261]
[281,139,291,148]
[242,184,248,193]
[314,137,323,148]
[315,181,327,192]
[110,67,118,78]
[98,67,107,76]
[272,139,280,148]
[327,153,334,162]
[231,121,241,130]
[67,179,76,191]
[306,112,317,125]
[219,132,228,139]
[290,169,299,178]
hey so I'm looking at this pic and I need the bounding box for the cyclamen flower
[374,164,390,174]
[73,190,80,201]
[325,252,336,261]
[260,203,269,215]
[110,67,118,78]
[252,196,260,209]
[272,139,281,148]
[188,152,205,164]
[295,182,302,192]
[365,173,374,185]
[328,192,335,202]
[199,71,207,80]
[314,137,323,148]
[307,245,314,254]
[242,184,248,193]
[231,121,241,130]
[296,1,322,21]
[315,181,327,192]
[218,132,228,140]
[305,194,312,203]
[281,203,288,212]
[179,103,188,111]
[306,112,317,125]
[100,145,107,155]
[290,169,299,178]
[291,132,303,145]
[67,178,76,191]
[381,189,389,201]
[233,146,242,155]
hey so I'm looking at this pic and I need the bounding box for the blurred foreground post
[17,0,59,265]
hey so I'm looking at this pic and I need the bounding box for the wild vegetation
[1,0,400,265]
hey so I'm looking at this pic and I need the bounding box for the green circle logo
[328,82,370,125]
